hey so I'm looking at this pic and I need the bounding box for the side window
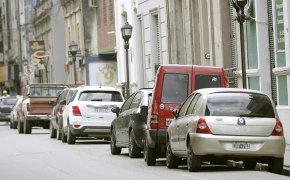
[178,94,194,117]
[191,96,203,115]
[186,94,201,115]
[120,93,136,113]
[130,92,143,109]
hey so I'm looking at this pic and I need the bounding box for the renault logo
[237,117,246,125]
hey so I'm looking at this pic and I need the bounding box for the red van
[144,64,227,166]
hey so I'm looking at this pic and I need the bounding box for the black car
[49,87,77,140]
[0,96,18,122]
[110,88,152,158]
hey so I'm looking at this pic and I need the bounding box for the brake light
[196,118,212,134]
[149,114,158,129]
[72,106,81,116]
[271,119,283,136]
[59,106,65,114]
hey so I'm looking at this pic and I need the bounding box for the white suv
[62,86,124,144]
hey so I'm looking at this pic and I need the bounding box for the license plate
[233,142,250,150]
[95,108,108,113]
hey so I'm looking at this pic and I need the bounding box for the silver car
[166,88,285,174]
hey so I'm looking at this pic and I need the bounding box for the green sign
[275,0,285,51]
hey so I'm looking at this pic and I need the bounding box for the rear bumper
[69,124,111,138]
[0,114,11,121]
[189,133,286,158]
[26,114,50,121]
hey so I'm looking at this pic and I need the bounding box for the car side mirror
[172,109,179,118]
[111,107,120,117]
[48,100,55,106]
[60,100,66,105]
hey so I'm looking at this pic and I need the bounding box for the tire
[56,119,62,140]
[24,118,32,134]
[166,141,179,169]
[268,157,284,174]
[110,129,121,155]
[67,127,76,144]
[144,139,156,166]
[187,144,202,172]
[61,128,67,143]
[49,121,57,138]
[128,130,142,158]
[10,120,13,129]
[18,121,24,134]
[243,160,257,170]
[12,120,17,129]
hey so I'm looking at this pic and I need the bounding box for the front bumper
[189,133,286,158]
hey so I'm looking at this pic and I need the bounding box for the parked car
[10,96,23,129]
[145,64,227,166]
[49,87,77,140]
[110,88,152,158]
[0,96,18,122]
[62,86,124,144]
[166,88,285,174]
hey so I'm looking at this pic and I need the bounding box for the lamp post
[69,41,79,85]
[121,22,133,98]
[232,0,250,89]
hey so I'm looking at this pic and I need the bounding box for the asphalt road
[0,122,288,180]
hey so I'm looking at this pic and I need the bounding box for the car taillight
[149,114,158,129]
[196,118,212,134]
[72,106,81,116]
[59,106,65,114]
[271,119,283,136]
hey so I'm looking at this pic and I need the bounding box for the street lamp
[121,22,133,98]
[232,0,250,89]
[69,41,79,85]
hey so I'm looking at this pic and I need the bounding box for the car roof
[139,88,153,93]
[194,88,267,96]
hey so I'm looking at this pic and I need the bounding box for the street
[0,123,288,180]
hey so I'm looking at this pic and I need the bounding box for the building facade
[33,0,67,84]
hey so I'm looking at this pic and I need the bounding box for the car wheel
[187,144,201,172]
[243,160,257,170]
[18,121,24,134]
[67,127,76,144]
[56,119,62,140]
[24,118,32,134]
[10,119,13,129]
[268,157,284,174]
[12,120,17,129]
[128,130,142,158]
[49,121,57,139]
[61,128,67,143]
[166,140,179,169]
[144,139,156,166]
[110,129,121,155]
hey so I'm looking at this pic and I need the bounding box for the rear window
[161,73,189,103]
[1,98,17,106]
[79,91,123,102]
[195,74,221,90]
[29,87,65,97]
[206,92,275,118]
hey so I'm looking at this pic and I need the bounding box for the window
[29,86,64,97]
[248,76,260,91]
[206,92,275,117]
[161,73,189,103]
[120,93,136,113]
[130,92,143,109]
[79,91,123,102]
[195,74,221,90]
[277,75,288,105]
[186,94,201,115]
[178,95,194,117]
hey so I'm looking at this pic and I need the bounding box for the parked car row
[5,65,286,175]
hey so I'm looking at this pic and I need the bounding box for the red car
[144,64,227,166]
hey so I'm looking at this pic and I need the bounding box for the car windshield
[161,73,189,103]
[206,92,275,118]
[79,91,123,102]
[1,98,18,106]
